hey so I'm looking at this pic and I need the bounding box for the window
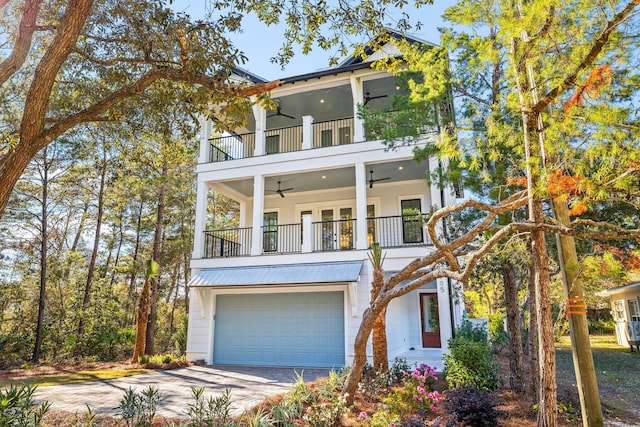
[263,212,278,252]
[401,199,423,244]
[266,135,280,154]
[339,126,351,145]
[614,300,625,321]
[629,299,640,322]
[339,208,353,250]
[321,130,333,147]
[367,204,376,245]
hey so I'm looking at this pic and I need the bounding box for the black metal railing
[262,223,303,254]
[264,125,303,154]
[312,117,354,147]
[209,133,255,162]
[204,228,252,257]
[313,218,356,252]
[366,214,431,248]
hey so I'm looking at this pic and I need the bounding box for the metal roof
[597,281,640,297]
[188,261,363,287]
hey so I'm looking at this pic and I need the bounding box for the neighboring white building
[598,282,640,351]
[186,33,464,370]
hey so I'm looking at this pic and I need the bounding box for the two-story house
[186,33,464,370]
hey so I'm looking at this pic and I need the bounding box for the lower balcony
[202,214,431,258]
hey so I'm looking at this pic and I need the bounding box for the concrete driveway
[33,365,330,419]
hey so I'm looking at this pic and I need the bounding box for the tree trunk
[343,304,381,402]
[32,146,49,363]
[145,164,167,355]
[528,244,540,399]
[78,147,107,336]
[553,200,603,427]
[372,306,388,373]
[503,259,525,393]
[127,201,144,325]
[132,278,151,363]
[371,263,388,373]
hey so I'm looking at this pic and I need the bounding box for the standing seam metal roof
[188,261,363,287]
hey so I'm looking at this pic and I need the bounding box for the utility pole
[553,200,604,427]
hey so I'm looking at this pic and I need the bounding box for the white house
[598,281,640,351]
[185,33,464,370]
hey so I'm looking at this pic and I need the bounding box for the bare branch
[39,67,282,148]
[0,0,43,86]
[533,0,640,113]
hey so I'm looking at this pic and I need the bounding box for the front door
[420,293,441,348]
[319,207,353,250]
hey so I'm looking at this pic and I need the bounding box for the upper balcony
[198,74,434,168]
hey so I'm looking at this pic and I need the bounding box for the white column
[192,181,209,259]
[350,75,365,142]
[355,162,368,249]
[198,116,212,164]
[437,278,454,352]
[302,115,314,149]
[301,214,314,252]
[428,156,444,244]
[253,104,266,157]
[251,174,265,255]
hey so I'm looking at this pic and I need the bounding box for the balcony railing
[201,215,431,258]
[209,117,358,163]
[209,133,255,162]
[367,214,431,248]
[262,223,303,254]
[265,125,304,154]
[312,117,354,147]
[204,227,252,257]
[313,218,356,252]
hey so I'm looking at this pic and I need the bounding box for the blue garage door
[213,292,345,367]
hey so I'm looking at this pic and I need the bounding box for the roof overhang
[597,281,640,297]
[188,261,363,288]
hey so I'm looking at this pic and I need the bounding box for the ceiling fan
[369,170,391,188]
[364,92,389,105]
[267,106,296,120]
[268,180,294,197]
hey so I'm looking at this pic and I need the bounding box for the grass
[0,368,151,389]
[555,334,640,423]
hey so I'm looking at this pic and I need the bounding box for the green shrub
[381,364,441,420]
[588,318,615,335]
[445,322,501,391]
[390,357,412,383]
[118,386,161,427]
[184,387,235,427]
[444,386,504,427]
[302,392,350,427]
[0,383,50,427]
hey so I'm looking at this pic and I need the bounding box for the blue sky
[171,0,455,80]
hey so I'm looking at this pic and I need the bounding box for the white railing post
[350,75,364,142]
[254,104,266,156]
[302,214,314,252]
[192,181,209,258]
[355,162,368,249]
[302,115,314,149]
[198,116,211,163]
[251,174,265,255]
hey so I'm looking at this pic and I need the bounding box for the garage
[213,291,345,367]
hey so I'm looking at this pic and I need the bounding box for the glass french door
[420,293,441,348]
[401,199,424,244]
[319,207,353,251]
[263,212,278,252]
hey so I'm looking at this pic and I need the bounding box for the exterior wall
[607,287,640,347]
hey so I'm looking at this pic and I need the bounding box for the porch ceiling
[221,159,429,198]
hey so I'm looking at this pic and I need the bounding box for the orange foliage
[564,64,612,112]
[508,169,587,215]
[595,245,640,271]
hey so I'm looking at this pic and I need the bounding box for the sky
[170,0,455,81]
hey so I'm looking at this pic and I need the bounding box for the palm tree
[369,243,388,373]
